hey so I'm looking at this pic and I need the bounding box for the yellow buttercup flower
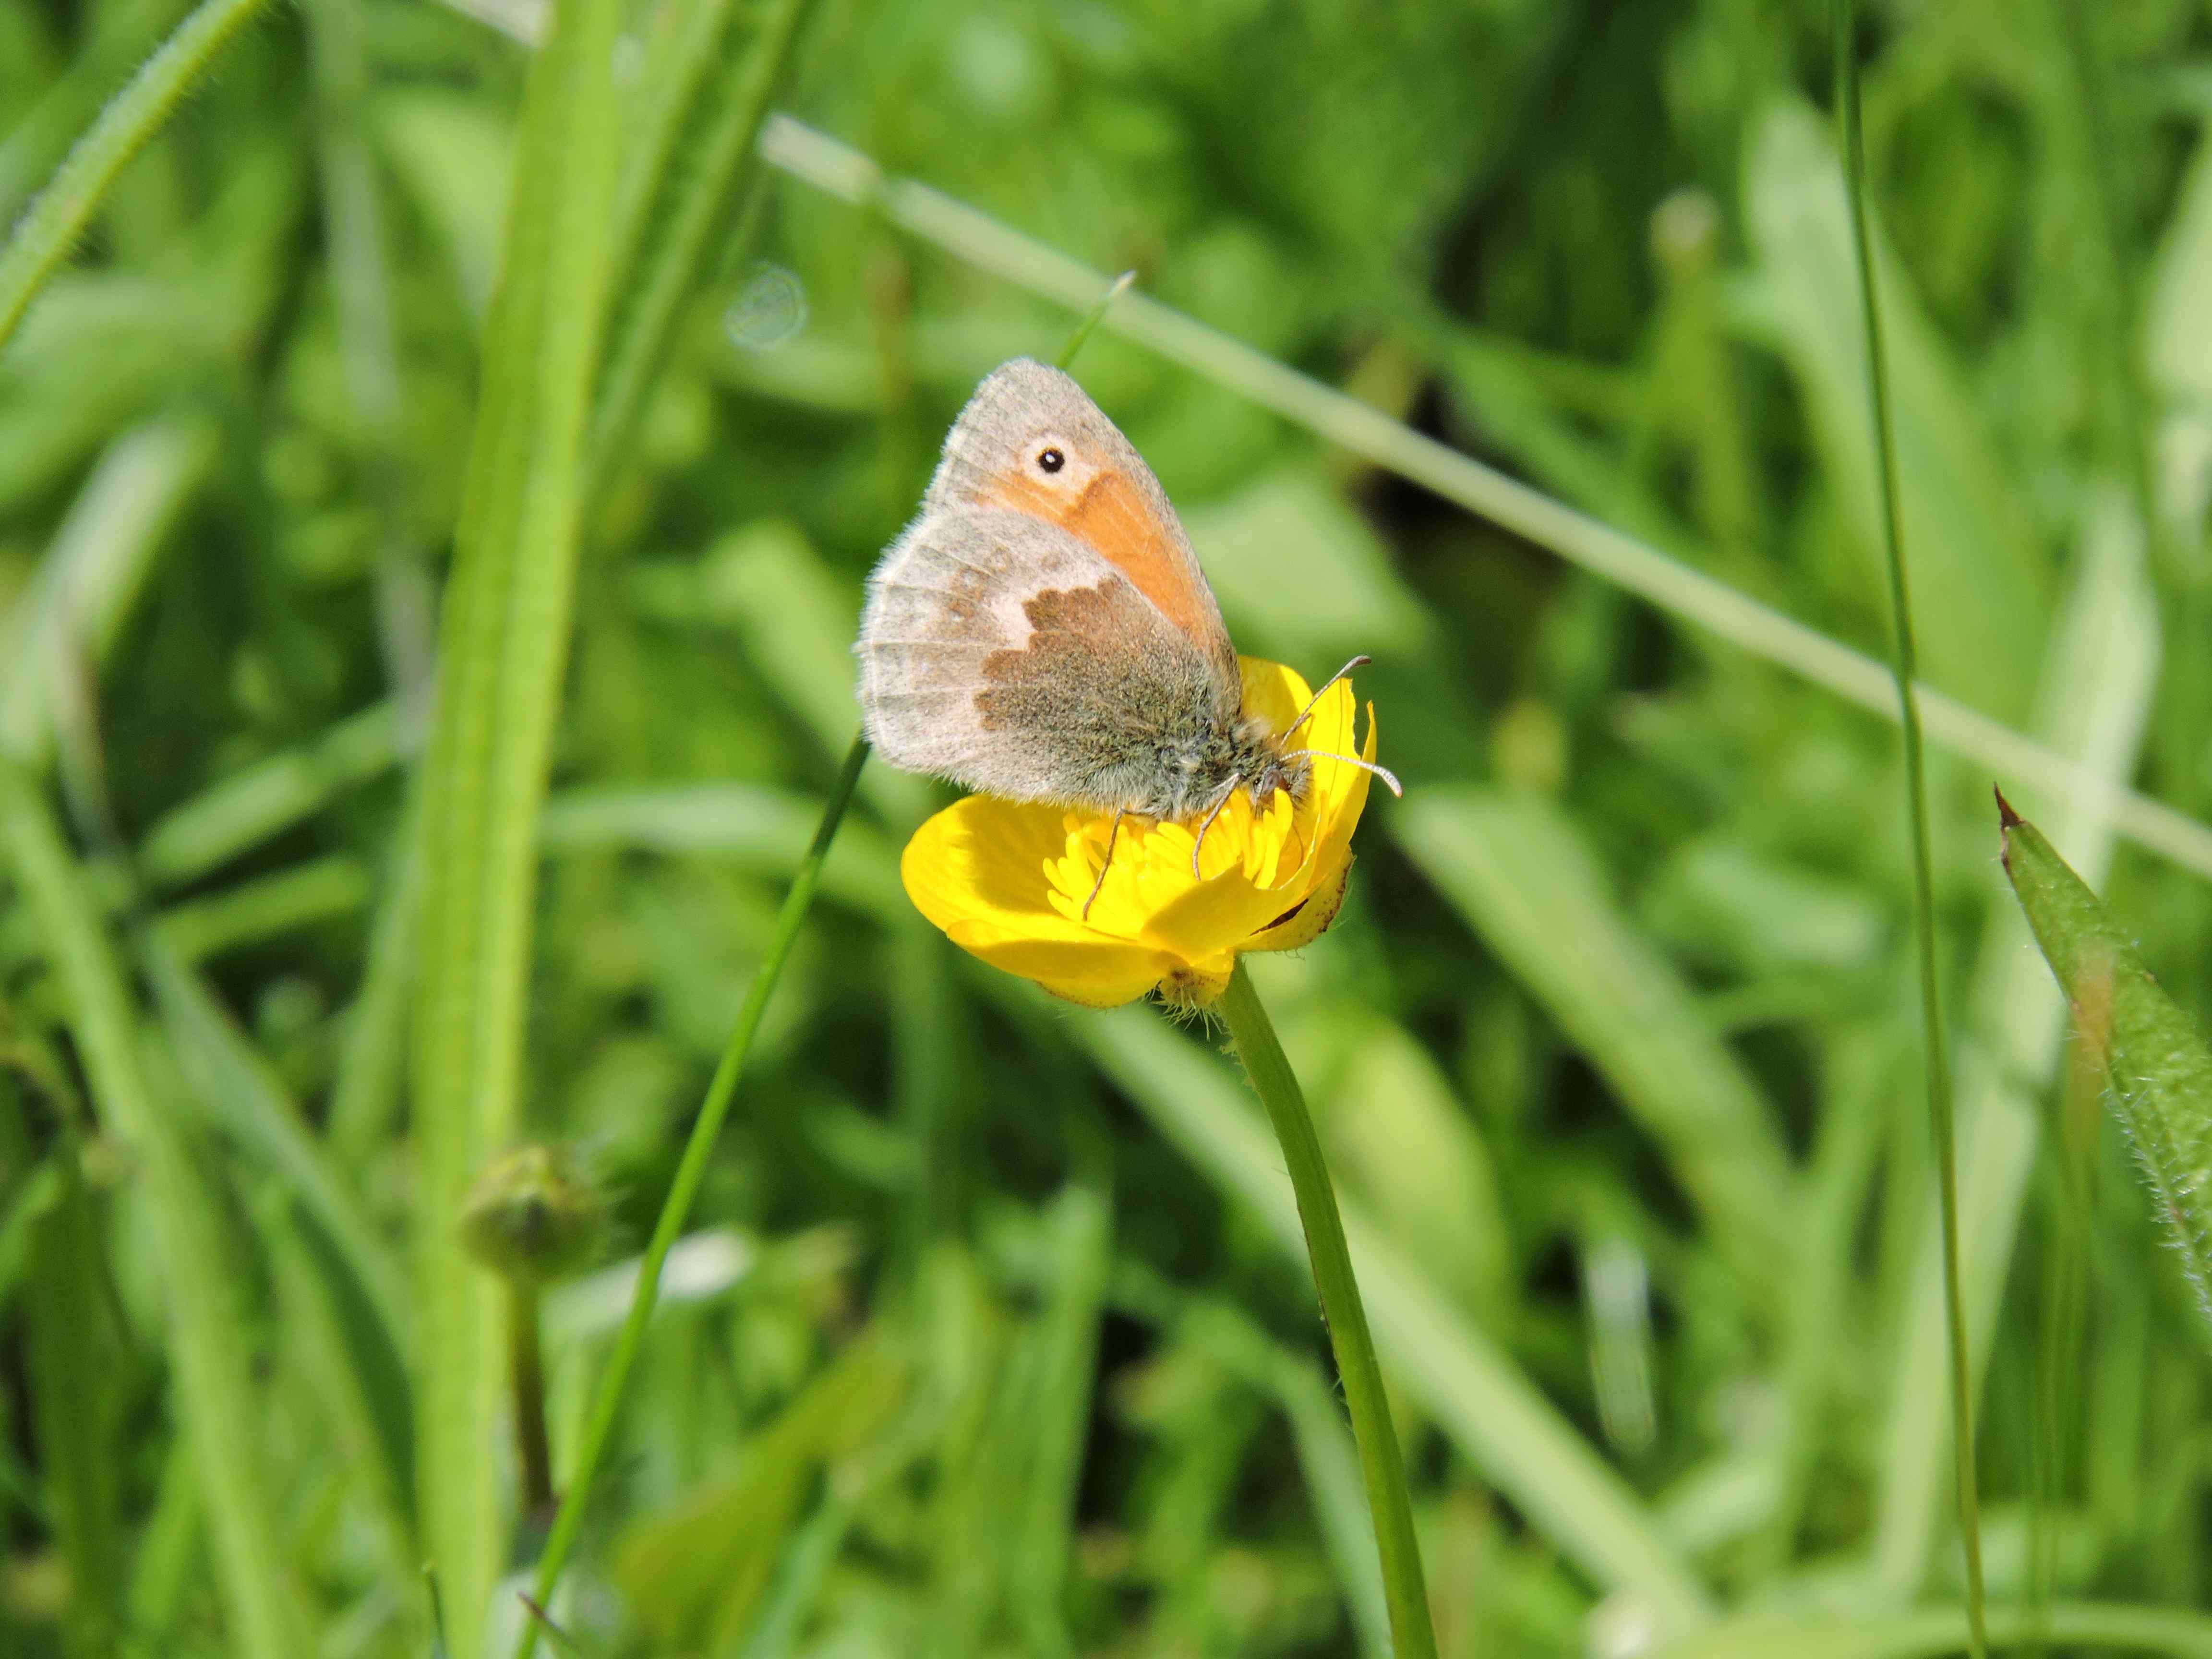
[900,659,1382,1009]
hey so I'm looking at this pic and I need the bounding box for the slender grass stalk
[512,733,868,1659]
[1054,270,1133,371]
[1833,8,1987,1649]
[753,113,2212,889]
[1217,960,1437,1659]
[0,0,274,355]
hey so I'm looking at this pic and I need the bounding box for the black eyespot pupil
[1037,447,1065,474]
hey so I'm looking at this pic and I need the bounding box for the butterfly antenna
[1282,655,1371,740]
[1279,750,1404,797]
[1081,808,1127,922]
[1190,778,1241,879]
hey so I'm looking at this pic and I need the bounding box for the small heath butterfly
[856,359,1397,911]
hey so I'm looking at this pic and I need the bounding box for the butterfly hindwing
[859,507,1227,810]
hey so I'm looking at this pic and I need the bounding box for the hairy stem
[1218,959,1437,1659]
[0,0,275,353]
[508,1285,553,1522]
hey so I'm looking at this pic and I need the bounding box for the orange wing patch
[984,467,1223,655]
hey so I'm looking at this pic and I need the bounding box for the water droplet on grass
[724,264,807,350]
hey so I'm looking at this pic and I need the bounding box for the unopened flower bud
[462,1144,608,1286]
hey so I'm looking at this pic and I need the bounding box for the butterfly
[855,358,1397,914]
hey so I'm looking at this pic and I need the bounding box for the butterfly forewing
[925,360,1238,676]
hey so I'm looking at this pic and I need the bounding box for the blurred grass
[406,0,625,1637]
[0,0,273,349]
[10,0,2212,1655]
[1832,10,1987,1647]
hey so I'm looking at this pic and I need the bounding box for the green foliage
[2002,798,2212,1318]
[11,0,2212,1655]
[407,0,628,1636]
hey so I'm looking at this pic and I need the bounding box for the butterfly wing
[858,506,1227,813]
[922,359,1238,678]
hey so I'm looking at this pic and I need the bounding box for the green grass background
[6,0,2212,1654]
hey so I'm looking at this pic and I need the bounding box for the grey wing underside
[857,506,1223,810]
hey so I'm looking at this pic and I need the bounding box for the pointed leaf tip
[1994,785,2021,831]
[1999,816,2212,1329]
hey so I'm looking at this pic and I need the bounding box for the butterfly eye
[1035,446,1066,475]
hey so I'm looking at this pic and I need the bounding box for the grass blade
[408,0,628,1638]
[731,1495,857,1659]
[27,1137,120,1658]
[136,702,404,889]
[586,0,820,500]
[0,420,214,770]
[1744,97,2048,717]
[328,795,422,1169]
[1394,788,1795,1311]
[263,1194,423,1640]
[513,733,869,1659]
[0,759,312,1659]
[1012,1181,1111,1655]
[0,0,276,354]
[1999,798,2212,1317]
[139,930,412,1393]
[1870,483,2157,1597]
[1833,5,1986,1646]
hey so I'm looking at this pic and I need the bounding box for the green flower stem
[512,733,868,1659]
[508,1285,553,1521]
[1834,5,1987,1652]
[1218,958,1438,1659]
[0,0,275,355]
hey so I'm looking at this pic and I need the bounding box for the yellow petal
[949,928,1182,1008]
[901,796,1092,946]
[902,795,1179,1006]
[1245,854,1354,954]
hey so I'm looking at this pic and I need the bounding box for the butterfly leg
[1190,777,1242,879]
[1081,808,1127,922]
